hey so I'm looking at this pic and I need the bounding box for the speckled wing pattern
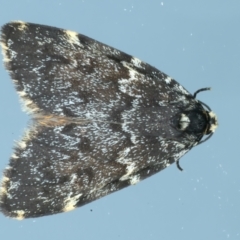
[0,21,217,219]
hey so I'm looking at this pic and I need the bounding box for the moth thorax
[176,110,210,134]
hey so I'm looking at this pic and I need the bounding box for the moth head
[174,87,218,145]
[176,110,217,134]
[205,111,218,135]
[204,111,218,135]
[192,87,218,145]
[175,88,218,171]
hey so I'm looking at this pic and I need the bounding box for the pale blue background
[0,1,239,239]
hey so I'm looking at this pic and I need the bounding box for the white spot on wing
[64,30,82,47]
[119,163,137,181]
[175,84,189,95]
[19,96,40,114]
[165,76,172,84]
[131,57,143,69]
[70,174,77,184]
[0,176,10,196]
[0,41,11,63]
[63,193,82,212]
[11,153,19,159]
[130,174,140,185]
[14,21,28,31]
[18,91,27,97]
[165,163,171,167]
[118,66,142,98]
[17,140,27,149]
[13,210,25,220]
[8,180,20,192]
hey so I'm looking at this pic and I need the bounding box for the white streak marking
[131,57,143,69]
[13,210,25,220]
[0,41,11,63]
[11,153,19,159]
[130,175,140,185]
[18,91,27,97]
[63,193,82,212]
[18,140,27,149]
[208,112,218,132]
[65,30,82,47]
[15,21,28,31]
[120,163,137,181]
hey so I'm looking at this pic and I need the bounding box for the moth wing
[0,123,188,219]
[1,21,191,118]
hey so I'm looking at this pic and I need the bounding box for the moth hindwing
[0,21,218,219]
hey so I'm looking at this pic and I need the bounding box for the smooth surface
[0,1,239,239]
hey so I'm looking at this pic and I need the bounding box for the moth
[0,21,218,219]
